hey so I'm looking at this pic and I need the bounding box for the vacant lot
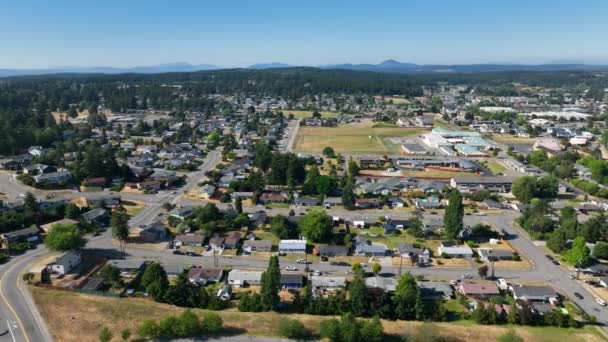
[294,122,427,153]
[31,287,605,342]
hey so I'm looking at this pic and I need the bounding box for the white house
[46,251,82,275]
[227,269,263,287]
[278,239,307,254]
[437,241,473,258]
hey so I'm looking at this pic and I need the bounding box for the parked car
[172,249,184,255]
[574,292,584,300]
[285,266,297,271]
[552,260,560,266]
[596,298,606,306]
[297,259,312,264]
[546,255,554,261]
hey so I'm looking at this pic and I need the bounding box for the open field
[31,287,606,342]
[485,161,507,175]
[384,97,411,105]
[280,109,340,118]
[294,121,427,153]
[492,134,537,144]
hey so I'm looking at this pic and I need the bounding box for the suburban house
[107,259,146,275]
[281,274,305,289]
[509,285,559,303]
[278,239,307,254]
[138,222,169,242]
[437,240,473,258]
[364,276,397,292]
[323,197,343,208]
[199,184,216,199]
[351,217,377,229]
[450,176,513,193]
[82,195,121,208]
[456,281,500,299]
[187,266,223,285]
[396,243,430,264]
[227,269,263,287]
[481,199,502,210]
[46,251,82,275]
[294,197,320,207]
[169,206,196,221]
[259,192,288,204]
[313,244,349,257]
[353,237,388,257]
[209,237,225,250]
[477,248,517,261]
[33,170,72,185]
[413,197,442,209]
[174,234,205,247]
[242,240,273,253]
[0,226,40,244]
[384,218,412,234]
[355,198,382,209]
[310,276,346,292]
[223,231,242,249]
[417,281,454,300]
[82,208,110,226]
[163,264,185,277]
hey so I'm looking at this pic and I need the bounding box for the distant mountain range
[2,59,608,78]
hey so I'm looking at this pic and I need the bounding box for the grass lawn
[122,200,145,216]
[267,203,291,209]
[294,121,427,153]
[31,287,606,342]
[485,161,507,175]
[356,226,432,250]
[252,229,280,245]
[280,109,340,118]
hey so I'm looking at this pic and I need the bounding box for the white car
[596,298,606,306]
[475,212,487,216]
[285,266,297,271]
[568,273,576,280]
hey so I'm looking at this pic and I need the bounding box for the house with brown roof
[456,281,500,299]
[259,192,288,204]
[174,234,205,247]
[187,266,223,285]
[224,231,242,249]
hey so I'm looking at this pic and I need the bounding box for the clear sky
[2,0,608,68]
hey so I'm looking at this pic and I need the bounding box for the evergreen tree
[342,181,356,210]
[444,190,464,239]
[349,269,368,316]
[111,206,130,259]
[260,256,281,310]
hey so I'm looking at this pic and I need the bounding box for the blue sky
[1,0,608,68]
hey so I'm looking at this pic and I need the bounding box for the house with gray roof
[364,276,397,292]
[509,285,558,303]
[353,237,388,256]
[417,281,454,300]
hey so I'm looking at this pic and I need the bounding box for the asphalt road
[0,247,53,342]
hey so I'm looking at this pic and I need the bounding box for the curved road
[0,246,52,342]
